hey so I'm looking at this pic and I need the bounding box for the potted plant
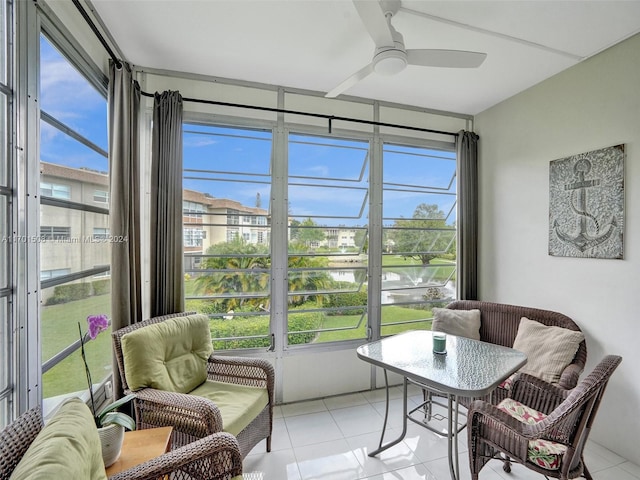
[79,314,136,466]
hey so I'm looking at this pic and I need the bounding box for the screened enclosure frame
[182,111,460,355]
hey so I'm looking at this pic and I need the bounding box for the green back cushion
[122,314,213,393]
[9,398,107,480]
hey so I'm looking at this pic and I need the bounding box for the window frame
[37,25,111,411]
[182,116,459,354]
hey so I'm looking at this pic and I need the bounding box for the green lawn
[41,277,439,396]
[315,305,432,342]
[41,294,113,398]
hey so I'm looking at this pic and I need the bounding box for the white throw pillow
[512,317,584,384]
[431,308,481,340]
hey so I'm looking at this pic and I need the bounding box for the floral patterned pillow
[497,398,567,470]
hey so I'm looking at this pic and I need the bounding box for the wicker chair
[446,300,587,403]
[0,405,243,480]
[112,312,274,459]
[467,355,622,480]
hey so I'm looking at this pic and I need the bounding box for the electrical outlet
[105,381,113,399]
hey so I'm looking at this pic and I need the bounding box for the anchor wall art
[549,145,624,259]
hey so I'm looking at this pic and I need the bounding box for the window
[39,33,110,405]
[183,122,459,351]
[183,124,272,350]
[40,226,71,240]
[92,227,109,239]
[40,268,71,281]
[381,143,457,336]
[184,228,204,247]
[40,182,70,199]
[93,190,108,203]
[287,134,369,344]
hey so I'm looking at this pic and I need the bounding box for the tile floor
[244,384,640,480]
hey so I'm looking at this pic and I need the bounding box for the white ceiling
[90,0,640,116]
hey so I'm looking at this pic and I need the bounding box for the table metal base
[369,370,464,480]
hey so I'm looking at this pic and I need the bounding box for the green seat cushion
[122,314,213,393]
[9,398,107,480]
[190,380,269,436]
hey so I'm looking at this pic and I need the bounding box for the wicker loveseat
[0,398,243,480]
[445,300,587,403]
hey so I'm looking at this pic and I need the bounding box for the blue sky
[40,33,456,227]
[40,35,108,173]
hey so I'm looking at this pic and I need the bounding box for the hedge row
[324,291,368,315]
[45,279,111,305]
[210,311,323,350]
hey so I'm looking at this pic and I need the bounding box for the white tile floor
[244,384,640,480]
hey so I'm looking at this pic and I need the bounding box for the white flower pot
[98,423,125,467]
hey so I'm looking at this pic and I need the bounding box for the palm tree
[195,239,270,311]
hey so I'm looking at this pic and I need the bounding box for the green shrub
[210,315,271,350]
[287,311,324,345]
[45,283,91,305]
[92,279,110,296]
[325,291,368,315]
[208,310,324,350]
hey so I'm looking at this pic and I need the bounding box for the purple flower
[87,314,110,340]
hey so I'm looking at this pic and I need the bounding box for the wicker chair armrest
[557,362,583,390]
[133,388,224,435]
[0,407,43,480]
[107,431,242,480]
[510,373,569,415]
[207,355,275,393]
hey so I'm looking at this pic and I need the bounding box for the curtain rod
[74,0,458,138]
[140,91,456,137]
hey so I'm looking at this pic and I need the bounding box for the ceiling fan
[325,0,487,98]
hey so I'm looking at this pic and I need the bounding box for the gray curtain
[108,60,142,399]
[108,61,142,331]
[456,130,479,300]
[150,91,185,317]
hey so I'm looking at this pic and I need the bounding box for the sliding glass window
[287,134,369,345]
[183,124,272,350]
[381,143,457,336]
[39,34,110,407]
[183,120,458,349]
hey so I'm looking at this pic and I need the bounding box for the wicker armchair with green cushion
[112,312,274,459]
[0,398,243,480]
[467,355,622,480]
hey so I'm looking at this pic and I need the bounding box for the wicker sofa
[445,300,587,403]
[0,398,243,480]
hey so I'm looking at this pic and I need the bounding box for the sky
[40,36,108,173]
[40,33,457,228]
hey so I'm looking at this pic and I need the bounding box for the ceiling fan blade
[325,63,375,98]
[407,49,487,68]
[353,0,394,47]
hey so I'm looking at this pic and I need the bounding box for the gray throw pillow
[431,307,481,340]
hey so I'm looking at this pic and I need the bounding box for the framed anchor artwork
[549,144,624,259]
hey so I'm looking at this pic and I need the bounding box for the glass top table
[357,330,527,480]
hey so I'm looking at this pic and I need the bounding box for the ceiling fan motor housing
[373,47,408,75]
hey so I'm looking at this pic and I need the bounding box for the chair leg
[266,435,272,452]
[502,455,512,473]
[582,463,593,480]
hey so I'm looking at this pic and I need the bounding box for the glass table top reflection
[356,330,527,397]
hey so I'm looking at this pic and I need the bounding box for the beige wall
[475,33,640,463]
